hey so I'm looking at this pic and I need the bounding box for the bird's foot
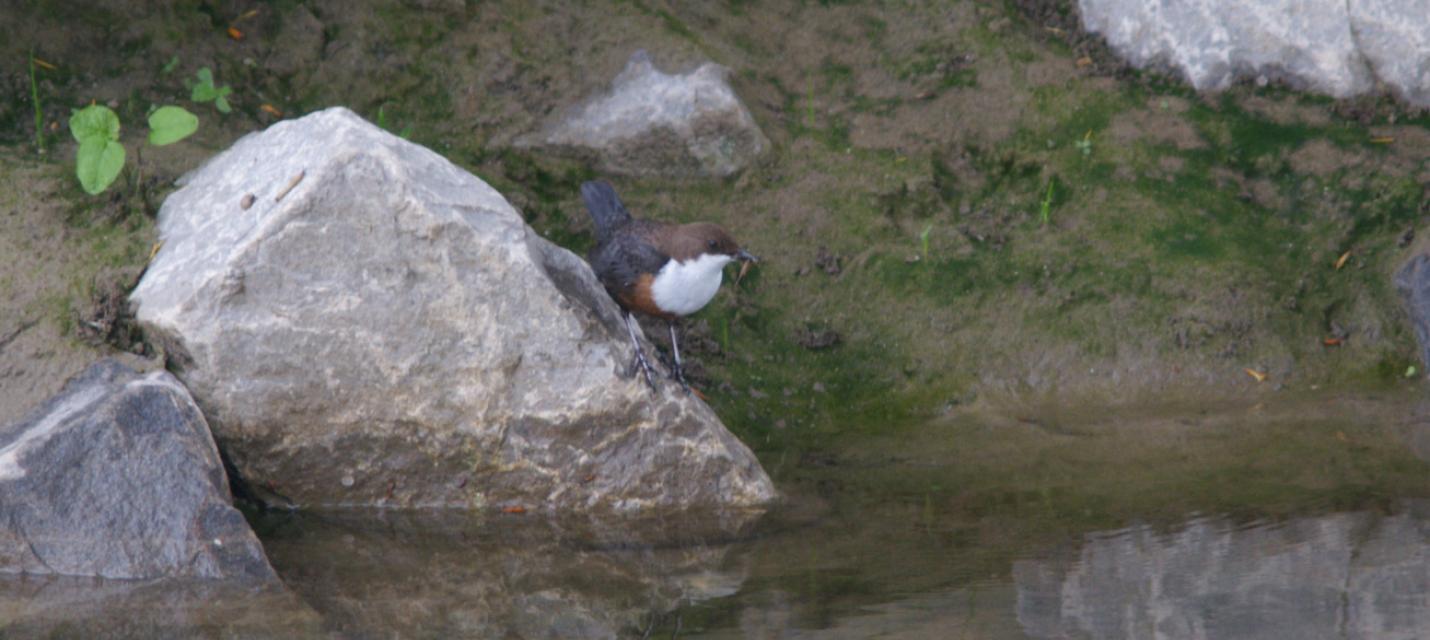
[668,362,691,395]
[627,349,660,394]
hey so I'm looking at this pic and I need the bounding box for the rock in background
[0,360,275,581]
[516,50,770,177]
[1079,0,1430,107]
[130,107,775,511]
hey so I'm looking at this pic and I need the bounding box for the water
[2,398,1428,638]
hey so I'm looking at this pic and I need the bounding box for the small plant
[161,55,180,75]
[376,105,413,139]
[919,224,933,260]
[70,103,198,195]
[29,51,43,154]
[1074,130,1093,157]
[190,67,233,113]
[1039,179,1056,226]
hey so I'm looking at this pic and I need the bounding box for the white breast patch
[650,253,733,316]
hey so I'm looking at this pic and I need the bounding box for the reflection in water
[1015,503,1430,640]
[0,574,322,638]
[1,503,1426,638]
[256,508,763,638]
[0,509,760,639]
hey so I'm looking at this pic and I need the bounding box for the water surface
[3,397,1428,638]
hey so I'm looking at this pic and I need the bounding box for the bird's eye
[708,239,719,250]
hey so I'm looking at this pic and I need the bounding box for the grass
[29,50,42,154]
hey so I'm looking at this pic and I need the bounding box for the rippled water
[3,400,1428,638]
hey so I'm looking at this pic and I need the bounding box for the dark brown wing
[587,221,673,317]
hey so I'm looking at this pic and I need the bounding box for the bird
[580,180,757,392]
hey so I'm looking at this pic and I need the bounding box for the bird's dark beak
[736,249,759,263]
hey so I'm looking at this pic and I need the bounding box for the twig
[274,169,305,202]
[0,319,38,354]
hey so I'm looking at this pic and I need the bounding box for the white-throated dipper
[581,180,757,392]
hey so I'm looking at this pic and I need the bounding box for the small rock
[797,326,841,351]
[812,382,827,393]
[515,50,770,177]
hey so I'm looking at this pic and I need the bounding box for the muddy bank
[1,1,1427,446]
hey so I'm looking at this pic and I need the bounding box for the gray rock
[1394,254,1430,370]
[0,360,275,581]
[516,50,769,177]
[1079,0,1430,107]
[130,107,776,511]
[1014,507,1430,639]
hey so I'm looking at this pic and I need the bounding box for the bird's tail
[580,180,632,243]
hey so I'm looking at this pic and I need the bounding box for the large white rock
[1079,0,1430,107]
[131,107,775,511]
[516,50,770,177]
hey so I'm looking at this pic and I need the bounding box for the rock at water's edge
[516,50,769,177]
[130,107,776,511]
[0,360,275,581]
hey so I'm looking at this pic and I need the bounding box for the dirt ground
[0,1,1426,442]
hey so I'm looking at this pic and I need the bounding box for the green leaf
[69,104,119,145]
[161,55,180,74]
[191,67,218,102]
[147,106,199,146]
[192,83,217,102]
[215,95,231,114]
[75,138,125,195]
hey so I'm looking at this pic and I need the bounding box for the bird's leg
[623,311,659,393]
[668,320,690,393]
